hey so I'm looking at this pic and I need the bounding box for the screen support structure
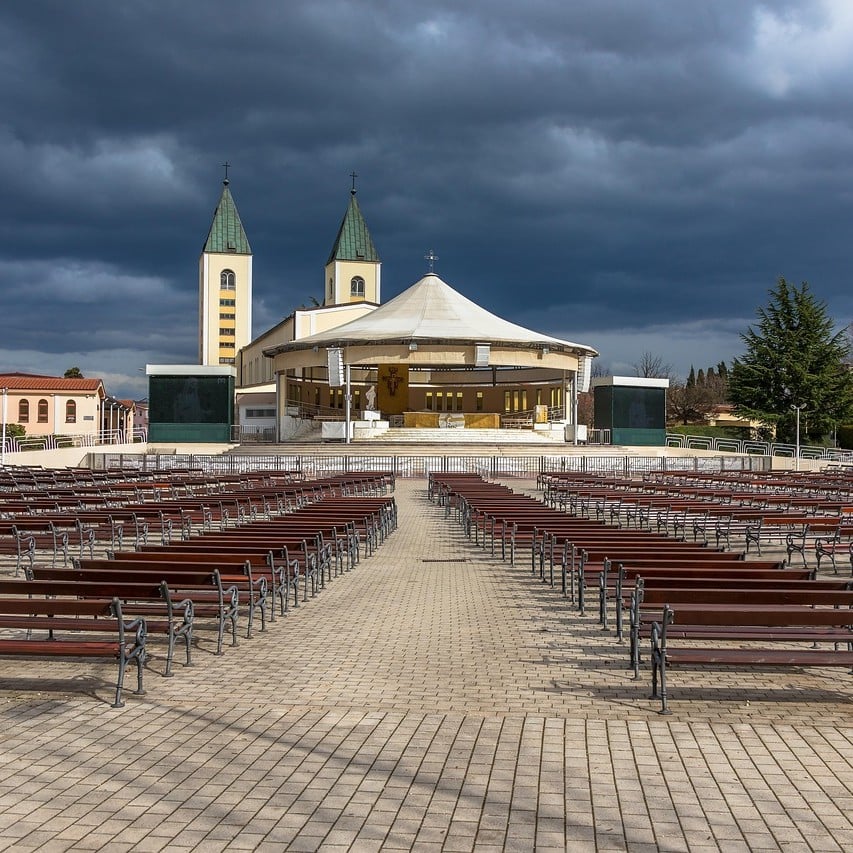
[345,364,352,445]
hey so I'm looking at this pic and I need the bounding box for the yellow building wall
[324,259,380,306]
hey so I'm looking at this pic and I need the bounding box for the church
[197,174,598,442]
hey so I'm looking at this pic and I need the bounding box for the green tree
[64,367,83,378]
[728,278,853,443]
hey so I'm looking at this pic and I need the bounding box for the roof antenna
[222,161,231,185]
[425,249,438,273]
[350,171,358,194]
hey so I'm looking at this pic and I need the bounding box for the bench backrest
[0,597,116,617]
[662,603,853,627]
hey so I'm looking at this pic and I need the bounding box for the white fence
[665,433,853,464]
[1,428,146,455]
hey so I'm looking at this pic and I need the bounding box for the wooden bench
[649,598,853,714]
[137,535,325,600]
[38,565,240,656]
[629,576,850,676]
[0,528,35,576]
[589,556,787,630]
[108,548,300,619]
[10,576,192,677]
[0,519,69,570]
[0,596,146,708]
[743,513,822,556]
[785,519,843,568]
[815,537,853,575]
[79,558,265,643]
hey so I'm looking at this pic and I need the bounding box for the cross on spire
[350,171,358,194]
[425,249,439,273]
[222,161,231,184]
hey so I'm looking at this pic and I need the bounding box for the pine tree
[696,368,705,386]
[687,366,696,388]
[728,278,853,443]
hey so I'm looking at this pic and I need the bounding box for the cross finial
[425,249,439,273]
[350,171,358,194]
[222,161,231,184]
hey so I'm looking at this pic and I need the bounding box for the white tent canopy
[264,274,597,357]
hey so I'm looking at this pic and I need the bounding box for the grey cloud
[2,0,853,398]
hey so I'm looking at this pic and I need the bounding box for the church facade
[198,177,596,442]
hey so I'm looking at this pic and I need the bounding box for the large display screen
[149,376,233,424]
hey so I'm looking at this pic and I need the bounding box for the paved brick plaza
[0,478,851,851]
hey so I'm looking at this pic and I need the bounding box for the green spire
[203,181,251,254]
[326,191,380,264]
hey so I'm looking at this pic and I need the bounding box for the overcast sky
[2,0,853,400]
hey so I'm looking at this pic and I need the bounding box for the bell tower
[199,165,252,366]
[324,174,381,307]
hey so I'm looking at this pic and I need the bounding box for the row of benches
[0,469,397,575]
[431,473,853,714]
[539,471,853,572]
[0,471,398,707]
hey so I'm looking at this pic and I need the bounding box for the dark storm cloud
[2,0,853,397]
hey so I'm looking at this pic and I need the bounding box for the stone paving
[0,478,851,851]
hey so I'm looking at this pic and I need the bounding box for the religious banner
[377,364,409,414]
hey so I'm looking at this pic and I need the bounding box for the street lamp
[792,403,805,472]
[1,387,6,467]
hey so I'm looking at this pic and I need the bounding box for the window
[220,342,235,349]
[219,357,235,365]
[37,398,49,423]
[220,270,236,290]
[246,408,276,418]
[220,327,235,336]
[65,400,76,423]
[476,392,483,412]
[425,392,433,411]
[219,313,235,320]
[18,399,29,423]
[456,392,464,412]
[350,276,365,297]
[219,298,236,307]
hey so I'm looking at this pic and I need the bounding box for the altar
[402,412,500,429]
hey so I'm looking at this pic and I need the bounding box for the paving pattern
[0,479,851,851]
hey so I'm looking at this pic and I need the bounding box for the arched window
[220,269,236,290]
[18,399,29,423]
[37,399,49,423]
[65,400,77,423]
[350,276,365,297]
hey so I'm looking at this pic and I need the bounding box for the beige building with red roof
[0,373,134,440]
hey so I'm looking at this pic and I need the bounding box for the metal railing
[93,451,770,479]
[1,428,133,455]
[666,432,853,463]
